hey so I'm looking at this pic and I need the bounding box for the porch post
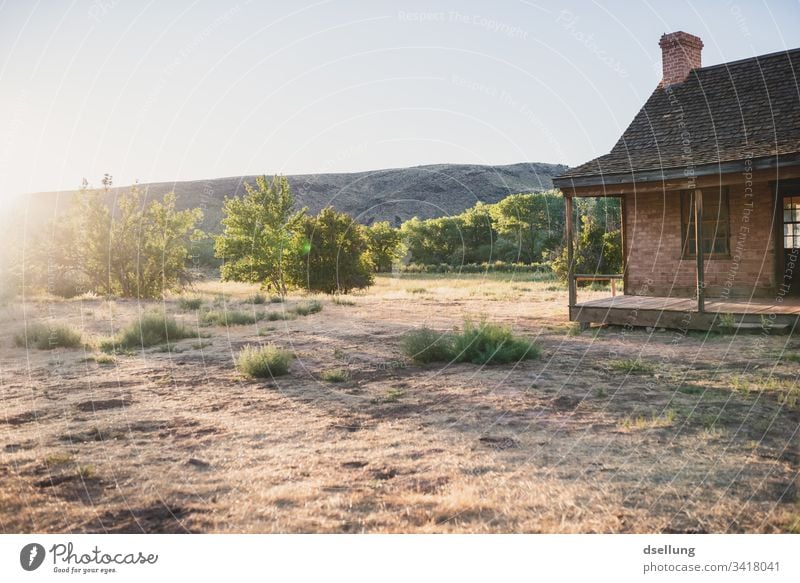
[694,189,705,312]
[566,194,576,308]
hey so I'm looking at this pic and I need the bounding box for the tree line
[5,175,622,299]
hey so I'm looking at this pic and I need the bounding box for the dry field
[1,273,799,533]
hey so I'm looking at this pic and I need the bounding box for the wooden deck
[571,295,800,331]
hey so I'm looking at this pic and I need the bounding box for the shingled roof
[554,47,800,186]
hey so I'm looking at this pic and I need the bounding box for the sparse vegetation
[293,300,323,316]
[718,312,735,331]
[15,323,82,350]
[245,292,267,304]
[179,296,203,310]
[236,344,293,378]
[401,328,455,363]
[320,369,348,382]
[91,353,117,365]
[265,311,295,321]
[201,309,262,326]
[103,312,193,352]
[450,320,539,365]
[45,452,74,466]
[401,319,538,365]
[608,359,654,374]
[619,409,677,430]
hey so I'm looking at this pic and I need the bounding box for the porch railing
[571,273,624,305]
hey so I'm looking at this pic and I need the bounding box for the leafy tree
[490,191,564,263]
[214,175,305,295]
[287,207,374,294]
[32,183,202,299]
[551,215,622,280]
[365,221,404,272]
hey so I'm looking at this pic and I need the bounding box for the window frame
[680,187,731,259]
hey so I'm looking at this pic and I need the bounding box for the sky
[1,0,799,197]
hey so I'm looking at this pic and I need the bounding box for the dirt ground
[1,274,799,533]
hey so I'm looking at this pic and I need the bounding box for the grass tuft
[451,319,539,365]
[201,309,261,326]
[320,368,348,382]
[92,353,117,365]
[293,300,323,316]
[15,323,82,350]
[236,344,293,378]
[608,359,654,374]
[401,319,538,365]
[332,296,356,306]
[401,328,455,363]
[103,312,193,352]
[178,296,203,310]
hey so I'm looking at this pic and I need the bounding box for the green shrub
[320,368,348,382]
[92,353,116,364]
[265,311,295,321]
[201,309,261,326]
[401,328,455,363]
[236,344,293,377]
[401,320,539,365]
[451,320,539,365]
[105,312,193,351]
[293,300,323,316]
[244,293,267,305]
[179,296,203,310]
[608,359,654,374]
[15,323,82,350]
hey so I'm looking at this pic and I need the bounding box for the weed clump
[236,344,293,378]
[102,312,193,352]
[401,319,539,365]
[15,323,82,350]
[320,369,348,382]
[293,300,323,316]
[201,310,261,326]
[178,296,203,310]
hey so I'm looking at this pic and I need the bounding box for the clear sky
[1,0,799,197]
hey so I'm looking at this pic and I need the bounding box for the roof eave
[553,152,800,190]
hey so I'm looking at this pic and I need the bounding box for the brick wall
[623,181,776,298]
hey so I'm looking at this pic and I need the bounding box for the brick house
[552,31,800,331]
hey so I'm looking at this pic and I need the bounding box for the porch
[571,293,800,332]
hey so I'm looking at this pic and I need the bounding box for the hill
[14,162,567,233]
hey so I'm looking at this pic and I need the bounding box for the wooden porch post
[694,189,705,312]
[566,194,576,308]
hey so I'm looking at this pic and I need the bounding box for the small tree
[33,182,202,299]
[365,221,403,272]
[551,215,622,280]
[287,207,374,294]
[215,175,305,295]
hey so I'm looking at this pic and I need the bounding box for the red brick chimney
[659,31,703,87]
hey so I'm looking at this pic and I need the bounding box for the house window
[783,196,800,250]
[681,188,730,256]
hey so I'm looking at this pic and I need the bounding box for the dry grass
[0,273,798,533]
